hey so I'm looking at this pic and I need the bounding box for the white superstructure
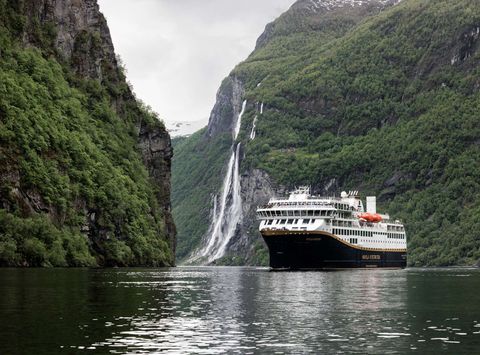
[256,187,407,251]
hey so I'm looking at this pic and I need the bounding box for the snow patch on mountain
[301,0,402,13]
[167,119,207,138]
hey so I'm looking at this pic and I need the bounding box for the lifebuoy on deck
[358,213,382,223]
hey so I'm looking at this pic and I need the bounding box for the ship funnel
[366,196,376,214]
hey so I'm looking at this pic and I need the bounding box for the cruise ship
[256,187,407,270]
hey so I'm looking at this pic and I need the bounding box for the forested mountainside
[173,0,480,266]
[0,0,175,267]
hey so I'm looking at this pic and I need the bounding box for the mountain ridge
[173,0,480,266]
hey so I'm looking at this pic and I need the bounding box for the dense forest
[173,0,480,266]
[0,0,175,267]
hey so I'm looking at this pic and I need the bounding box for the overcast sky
[97,0,296,125]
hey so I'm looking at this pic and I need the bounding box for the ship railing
[269,196,342,203]
[259,201,336,209]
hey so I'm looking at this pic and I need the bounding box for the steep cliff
[0,0,175,266]
[173,0,480,266]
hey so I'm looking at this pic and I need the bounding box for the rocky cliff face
[205,76,245,139]
[138,121,176,255]
[23,0,117,80]
[0,0,175,266]
[230,169,286,263]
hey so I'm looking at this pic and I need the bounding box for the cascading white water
[189,100,247,263]
[196,149,235,260]
[210,194,218,231]
[211,142,242,261]
[249,116,258,140]
[234,100,247,139]
[249,102,263,141]
[212,194,217,220]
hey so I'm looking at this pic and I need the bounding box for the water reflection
[0,267,479,354]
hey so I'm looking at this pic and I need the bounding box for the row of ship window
[333,219,405,232]
[348,239,403,245]
[332,220,354,227]
[265,219,315,226]
[387,233,405,239]
[266,202,352,210]
[259,210,334,217]
[333,228,405,239]
[334,203,353,211]
[386,225,405,232]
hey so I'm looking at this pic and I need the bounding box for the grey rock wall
[232,169,286,262]
[23,0,117,81]
[206,76,245,139]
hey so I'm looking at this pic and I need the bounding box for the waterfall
[249,116,258,140]
[211,142,242,261]
[234,100,247,140]
[190,100,247,263]
[250,102,263,140]
[198,151,235,260]
[210,194,218,229]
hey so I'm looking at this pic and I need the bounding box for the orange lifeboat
[358,213,382,223]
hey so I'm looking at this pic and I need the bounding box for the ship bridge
[257,188,364,220]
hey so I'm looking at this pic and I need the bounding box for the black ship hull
[261,230,407,270]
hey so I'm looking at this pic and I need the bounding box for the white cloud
[97,0,295,124]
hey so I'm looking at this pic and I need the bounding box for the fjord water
[1,268,479,354]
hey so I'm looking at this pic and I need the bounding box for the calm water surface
[1,267,480,354]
